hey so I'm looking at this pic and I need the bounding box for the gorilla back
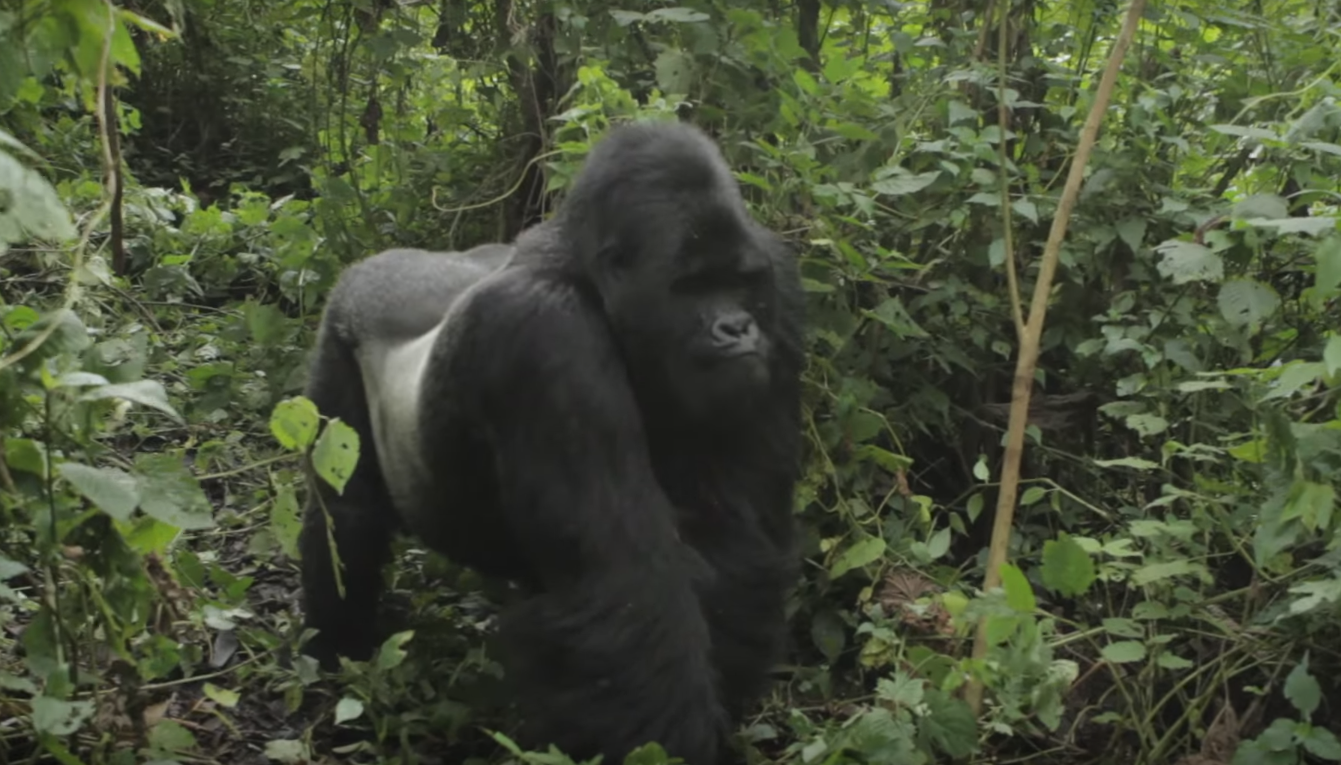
[298,121,805,765]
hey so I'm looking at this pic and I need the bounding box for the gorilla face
[599,212,782,424]
[558,124,793,427]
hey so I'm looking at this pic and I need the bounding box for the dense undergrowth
[1,0,1340,764]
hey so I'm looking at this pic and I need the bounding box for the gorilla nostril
[712,314,755,342]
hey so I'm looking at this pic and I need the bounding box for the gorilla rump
[298,121,805,765]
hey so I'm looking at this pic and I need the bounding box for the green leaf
[270,397,321,451]
[645,7,710,22]
[829,536,886,579]
[918,690,978,758]
[1101,640,1146,663]
[1039,533,1096,597]
[4,438,47,476]
[263,739,308,764]
[972,455,990,481]
[1093,456,1160,470]
[0,150,77,246]
[1116,218,1146,252]
[862,297,929,338]
[203,683,240,708]
[1302,141,1341,157]
[57,462,140,521]
[624,743,674,765]
[1302,726,1341,761]
[1123,413,1169,437]
[947,100,976,125]
[1248,217,1338,236]
[875,672,924,707]
[1217,278,1280,329]
[0,554,29,580]
[1287,579,1341,616]
[1012,198,1039,223]
[1324,335,1341,378]
[1131,559,1210,586]
[30,696,95,735]
[792,69,819,95]
[966,493,984,522]
[1177,379,1230,392]
[134,453,216,531]
[926,526,951,560]
[1280,480,1335,531]
[0,129,41,159]
[871,171,941,197]
[119,515,180,555]
[609,9,645,25]
[1208,124,1278,140]
[1316,236,1341,292]
[1155,239,1223,284]
[1261,361,1325,401]
[80,380,182,422]
[1229,438,1267,463]
[376,631,414,671]
[1284,656,1321,717]
[1232,193,1289,220]
[1020,486,1047,505]
[312,419,361,495]
[999,563,1036,613]
[270,483,303,560]
[653,49,694,94]
[1156,653,1194,670]
[334,697,364,725]
[1102,617,1143,638]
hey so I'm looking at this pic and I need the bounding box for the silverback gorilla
[298,121,805,765]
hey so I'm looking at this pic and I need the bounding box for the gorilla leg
[298,323,399,667]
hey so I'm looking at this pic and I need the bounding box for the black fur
[298,121,805,765]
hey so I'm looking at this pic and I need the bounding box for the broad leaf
[1217,278,1280,328]
[57,462,140,521]
[1155,240,1223,284]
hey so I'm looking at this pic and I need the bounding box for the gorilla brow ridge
[559,122,752,271]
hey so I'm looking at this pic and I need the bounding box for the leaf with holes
[654,50,694,94]
[1217,278,1280,329]
[313,419,360,495]
[270,397,321,451]
[1155,240,1223,284]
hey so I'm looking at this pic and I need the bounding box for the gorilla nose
[711,313,760,353]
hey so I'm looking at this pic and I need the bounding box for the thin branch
[963,0,1149,716]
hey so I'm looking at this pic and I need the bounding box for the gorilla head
[559,124,792,425]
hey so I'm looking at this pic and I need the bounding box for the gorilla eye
[603,245,634,272]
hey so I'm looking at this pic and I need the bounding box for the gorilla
[297,121,805,765]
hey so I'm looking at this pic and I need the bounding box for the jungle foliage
[1,0,1340,763]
